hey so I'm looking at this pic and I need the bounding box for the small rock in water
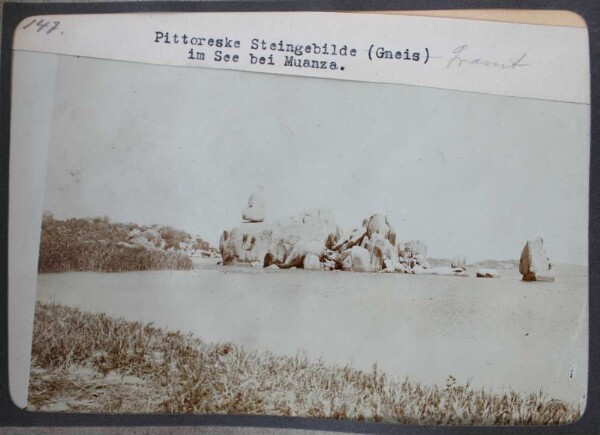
[265,264,279,270]
[476,268,500,278]
[451,255,466,269]
[422,266,467,277]
[451,267,468,277]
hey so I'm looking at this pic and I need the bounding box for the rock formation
[242,187,266,223]
[221,203,435,274]
[519,238,554,281]
[220,209,341,268]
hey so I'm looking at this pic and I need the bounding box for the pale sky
[43,55,589,264]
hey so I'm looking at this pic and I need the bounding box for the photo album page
[8,10,590,426]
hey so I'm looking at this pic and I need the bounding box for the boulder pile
[519,238,554,281]
[328,226,432,274]
[220,195,432,274]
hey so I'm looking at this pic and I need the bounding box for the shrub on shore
[29,302,581,424]
[38,214,193,272]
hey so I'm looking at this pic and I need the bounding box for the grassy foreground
[29,302,580,424]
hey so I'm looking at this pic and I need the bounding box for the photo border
[1,1,598,433]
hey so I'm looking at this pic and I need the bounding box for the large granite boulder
[284,240,325,268]
[303,253,322,270]
[364,214,397,246]
[263,240,287,266]
[519,238,554,281]
[332,227,366,252]
[242,187,266,223]
[368,233,399,271]
[219,226,271,264]
[220,209,340,267]
[340,246,371,272]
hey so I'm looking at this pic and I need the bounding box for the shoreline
[28,301,582,424]
[34,267,588,405]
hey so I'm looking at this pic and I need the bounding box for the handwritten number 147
[22,19,60,34]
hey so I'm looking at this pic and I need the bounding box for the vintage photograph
[22,50,588,425]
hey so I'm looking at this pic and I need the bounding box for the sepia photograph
[18,45,588,425]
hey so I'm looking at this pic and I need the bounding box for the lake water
[36,263,588,407]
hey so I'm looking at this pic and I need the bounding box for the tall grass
[38,215,192,272]
[39,240,191,272]
[29,302,581,424]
